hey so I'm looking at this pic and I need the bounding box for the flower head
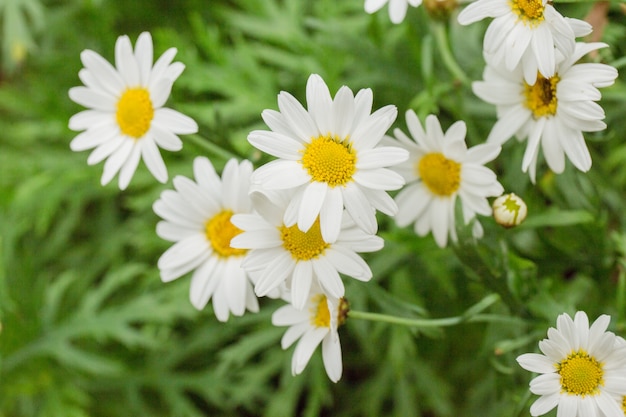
[457,0,592,84]
[386,111,503,248]
[69,32,198,189]
[153,157,258,322]
[492,193,527,227]
[517,311,626,417]
[230,189,383,310]
[364,0,422,24]
[248,74,407,243]
[474,42,618,182]
[272,286,349,382]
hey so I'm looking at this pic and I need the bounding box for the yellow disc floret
[510,0,544,24]
[310,295,350,328]
[417,152,461,196]
[205,210,247,258]
[557,350,604,396]
[311,294,331,328]
[116,88,154,138]
[301,135,356,187]
[524,73,559,118]
[280,218,329,261]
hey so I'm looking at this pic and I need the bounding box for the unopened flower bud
[492,193,527,228]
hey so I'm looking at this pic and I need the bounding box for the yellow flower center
[301,135,356,187]
[557,350,604,396]
[311,294,331,328]
[280,218,329,261]
[310,295,350,328]
[621,395,626,414]
[417,152,461,196]
[205,210,247,258]
[509,0,544,24]
[116,88,154,138]
[524,73,559,118]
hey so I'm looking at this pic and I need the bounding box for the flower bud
[492,193,527,228]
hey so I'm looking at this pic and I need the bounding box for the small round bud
[492,193,527,228]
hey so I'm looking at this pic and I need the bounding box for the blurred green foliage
[1,0,626,416]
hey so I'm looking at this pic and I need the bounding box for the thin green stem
[348,294,500,328]
[185,134,241,160]
[431,21,471,86]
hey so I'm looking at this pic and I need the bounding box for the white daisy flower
[68,31,198,189]
[272,287,348,382]
[230,189,383,310]
[473,42,618,182]
[248,73,408,244]
[153,157,259,322]
[457,0,592,84]
[364,0,422,24]
[517,311,626,417]
[385,111,503,248]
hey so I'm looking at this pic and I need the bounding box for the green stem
[185,134,241,160]
[348,294,500,328]
[431,21,471,86]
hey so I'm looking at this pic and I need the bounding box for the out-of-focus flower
[248,73,407,243]
[364,0,422,24]
[153,157,258,322]
[386,111,503,248]
[272,286,349,382]
[69,32,198,189]
[473,43,618,182]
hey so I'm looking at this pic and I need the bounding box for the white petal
[292,327,328,374]
[254,252,295,297]
[101,139,133,186]
[248,130,303,159]
[281,322,310,349]
[325,246,372,281]
[69,86,115,112]
[189,256,220,309]
[134,32,153,86]
[342,183,377,234]
[529,393,559,416]
[298,181,327,233]
[278,90,319,142]
[153,108,198,134]
[140,136,168,183]
[291,261,313,310]
[319,187,344,244]
[311,258,344,299]
[322,334,342,382]
[356,147,409,169]
[158,234,209,271]
[118,142,142,189]
[517,353,556,373]
[250,160,310,189]
[331,86,355,138]
[80,49,125,96]
[115,34,140,86]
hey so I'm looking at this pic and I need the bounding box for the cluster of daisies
[66,0,620,411]
[369,0,618,182]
